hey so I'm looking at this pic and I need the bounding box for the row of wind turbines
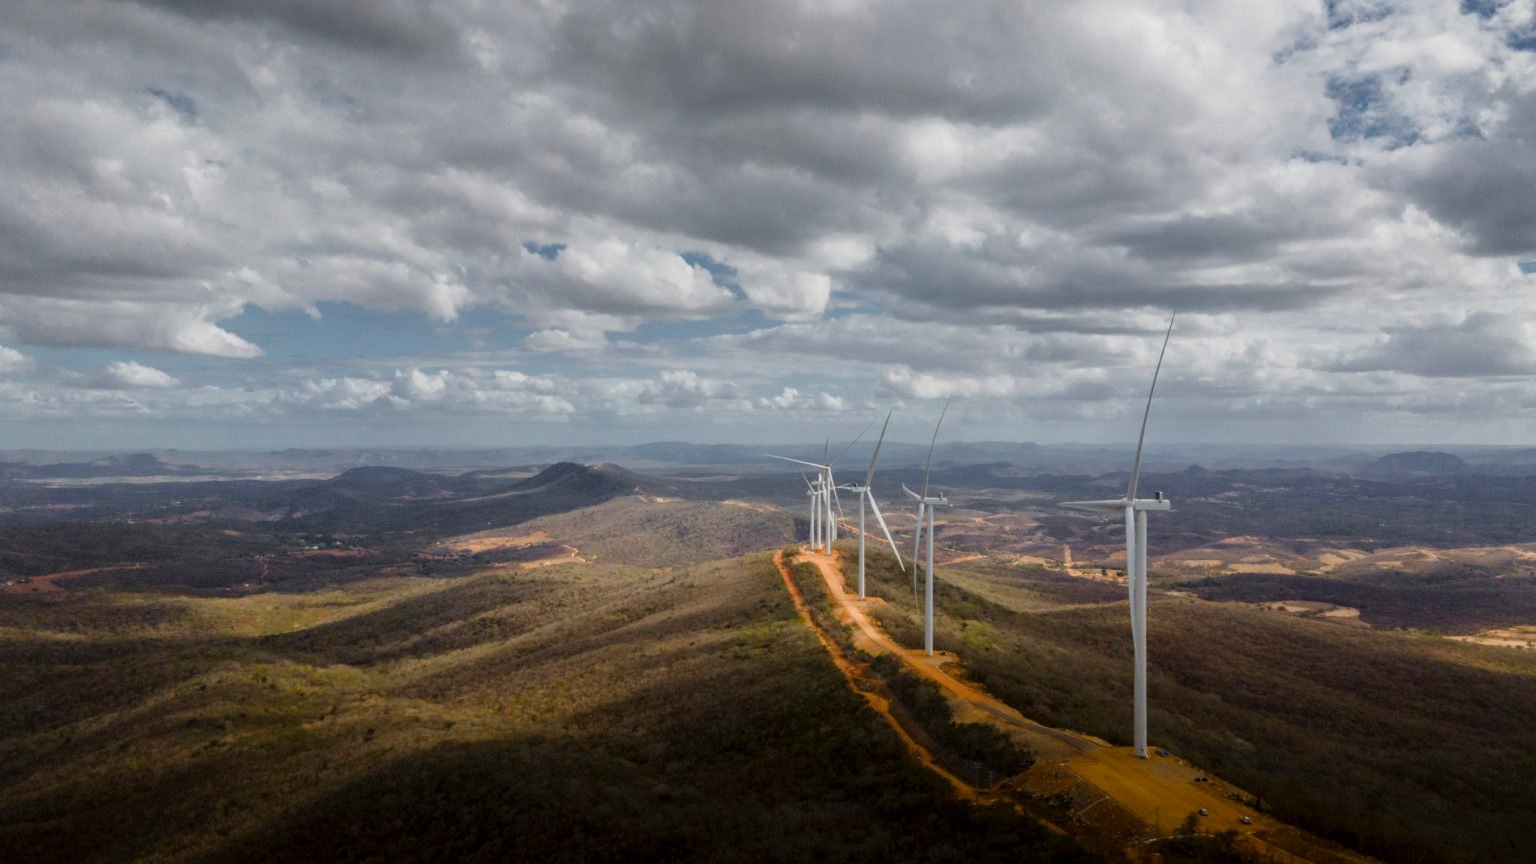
[770,314,1177,759]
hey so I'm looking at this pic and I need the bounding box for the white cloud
[522,328,606,352]
[0,298,262,358]
[737,269,831,319]
[509,240,738,317]
[639,370,743,408]
[100,360,181,389]
[755,387,847,412]
[0,345,31,374]
[1,0,1535,443]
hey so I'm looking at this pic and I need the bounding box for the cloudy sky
[3,0,1535,449]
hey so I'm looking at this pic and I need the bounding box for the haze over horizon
[4,1,1536,449]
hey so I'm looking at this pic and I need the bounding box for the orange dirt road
[772,550,983,803]
[792,547,1378,864]
[1,563,149,594]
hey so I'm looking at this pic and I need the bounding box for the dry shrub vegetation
[517,496,799,568]
[851,547,1536,864]
[0,545,1102,864]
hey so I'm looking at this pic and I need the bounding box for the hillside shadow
[262,574,560,666]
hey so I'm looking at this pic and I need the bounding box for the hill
[275,462,685,534]
[853,549,1536,864]
[1368,451,1467,476]
[0,546,1096,864]
[0,453,202,481]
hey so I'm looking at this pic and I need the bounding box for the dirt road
[790,547,1378,864]
[1,563,149,594]
[771,550,983,803]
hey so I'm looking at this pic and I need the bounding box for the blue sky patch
[1460,0,1508,19]
[522,241,566,260]
[1325,73,1420,148]
[1325,0,1394,31]
[226,302,499,364]
[146,87,197,121]
[681,250,748,301]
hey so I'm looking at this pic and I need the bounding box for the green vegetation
[1154,817,1247,864]
[868,654,1034,783]
[0,546,1103,864]
[1179,568,1536,633]
[857,551,1536,864]
[524,497,798,568]
[789,559,861,657]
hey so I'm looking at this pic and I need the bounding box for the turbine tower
[801,471,821,550]
[1062,313,1176,759]
[821,440,840,552]
[902,399,950,657]
[839,411,905,599]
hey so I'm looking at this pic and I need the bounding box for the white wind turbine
[771,430,869,554]
[902,399,950,657]
[1062,313,1176,759]
[799,470,822,551]
[770,444,832,551]
[822,439,842,552]
[838,411,905,599]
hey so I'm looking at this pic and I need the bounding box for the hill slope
[0,550,1095,864]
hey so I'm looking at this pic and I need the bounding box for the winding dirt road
[773,550,984,803]
[787,547,1378,864]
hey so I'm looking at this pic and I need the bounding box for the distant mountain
[1369,451,1468,476]
[618,442,761,465]
[501,462,661,506]
[328,466,469,498]
[0,453,202,480]
[281,462,684,534]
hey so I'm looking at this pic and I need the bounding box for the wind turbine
[902,398,950,657]
[769,426,871,554]
[838,411,905,599]
[1062,313,1175,759]
[800,470,821,551]
[769,451,831,551]
[821,439,840,552]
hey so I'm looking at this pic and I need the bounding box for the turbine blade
[920,397,951,500]
[832,417,877,467]
[766,454,829,470]
[1127,312,1175,501]
[865,410,892,488]
[830,473,845,519]
[822,438,829,468]
[901,483,921,501]
[1061,499,1127,513]
[912,501,926,568]
[800,470,813,491]
[868,492,905,572]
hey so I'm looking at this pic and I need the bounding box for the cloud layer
[2,0,1535,446]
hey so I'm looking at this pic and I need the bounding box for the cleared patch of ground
[1448,625,1536,649]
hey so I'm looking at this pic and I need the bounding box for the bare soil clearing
[431,529,554,554]
[1449,625,1536,648]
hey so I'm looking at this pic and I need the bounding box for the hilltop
[1368,451,1468,476]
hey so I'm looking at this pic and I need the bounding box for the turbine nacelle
[900,482,948,505]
